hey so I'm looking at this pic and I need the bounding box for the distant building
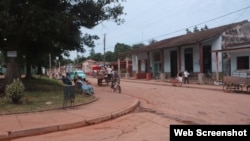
[82,59,98,74]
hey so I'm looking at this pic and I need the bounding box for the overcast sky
[70,0,250,60]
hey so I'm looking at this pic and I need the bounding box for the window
[237,56,249,69]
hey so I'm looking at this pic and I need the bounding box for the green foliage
[132,43,145,49]
[89,52,103,61]
[5,78,25,103]
[0,0,126,79]
[186,25,209,33]
[114,43,132,60]
[148,39,157,45]
[105,51,115,62]
[186,28,192,34]
[193,26,199,32]
[0,76,95,114]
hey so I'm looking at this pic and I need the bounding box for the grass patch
[0,76,95,115]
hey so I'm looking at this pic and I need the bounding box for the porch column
[125,56,129,79]
[135,55,138,73]
[198,44,205,84]
[134,54,139,79]
[146,52,151,80]
[117,58,121,77]
[215,52,219,81]
[147,52,150,72]
[177,46,181,72]
[199,44,204,73]
[160,49,165,80]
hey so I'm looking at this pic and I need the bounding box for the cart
[223,76,250,92]
[96,73,111,86]
[171,76,183,87]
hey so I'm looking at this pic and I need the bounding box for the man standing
[183,70,190,84]
[106,66,113,79]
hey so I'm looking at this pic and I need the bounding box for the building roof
[121,20,249,56]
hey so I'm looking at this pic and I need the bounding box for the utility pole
[103,33,106,67]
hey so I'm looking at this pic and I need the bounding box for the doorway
[203,46,212,74]
[184,48,193,73]
[170,50,178,77]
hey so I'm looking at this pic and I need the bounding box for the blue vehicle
[69,70,86,80]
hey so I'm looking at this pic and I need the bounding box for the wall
[222,23,250,46]
[164,49,171,72]
[221,22,250,75]
[230,51,250,73]
[132,55,137,72]
[210,36,223,73]
[192,45,200,72]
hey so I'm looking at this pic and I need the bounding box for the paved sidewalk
[0,77,224,140]
[0,81,139,140]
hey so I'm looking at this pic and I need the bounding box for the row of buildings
[117,20,250,83]
[52,20,250,84]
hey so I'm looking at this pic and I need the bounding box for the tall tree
[89,53,103,61]
[132,43,144,49]
[0,0,125,84]
[89,48,95,57]
[105,51,114,62]
[114,43,131,60]
[186,28,192,34]
[193,26,199,32]
[201,25,209,31]
[148,39,157,45]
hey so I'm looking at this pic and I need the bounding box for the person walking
[183,70,190,84]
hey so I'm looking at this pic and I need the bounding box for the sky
[69,0,250,60]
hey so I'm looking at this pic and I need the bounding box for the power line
[83,4,250,56]
[135,5,250,45]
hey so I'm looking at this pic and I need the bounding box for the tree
[89,53,103,61]
[0,0,125,84]
[204,25,208,30]
[186,28,192,34]
[89,48,95,57]
[75,55,87,64]
[105,51,115,62]
[201,25,209,31]
[114,43,132,60]
[148,39,157,45]
[132,43,145,49]
[193,26,199,32]
[186,25,209,33]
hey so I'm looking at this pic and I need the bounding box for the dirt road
[14,78,250,141]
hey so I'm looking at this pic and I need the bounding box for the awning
[92,65,100,70]
[212,47,250,53]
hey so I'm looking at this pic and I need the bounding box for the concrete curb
[1,99,139,141]
[122,79,223,92]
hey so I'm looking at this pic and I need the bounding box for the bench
[75,82,92,95]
